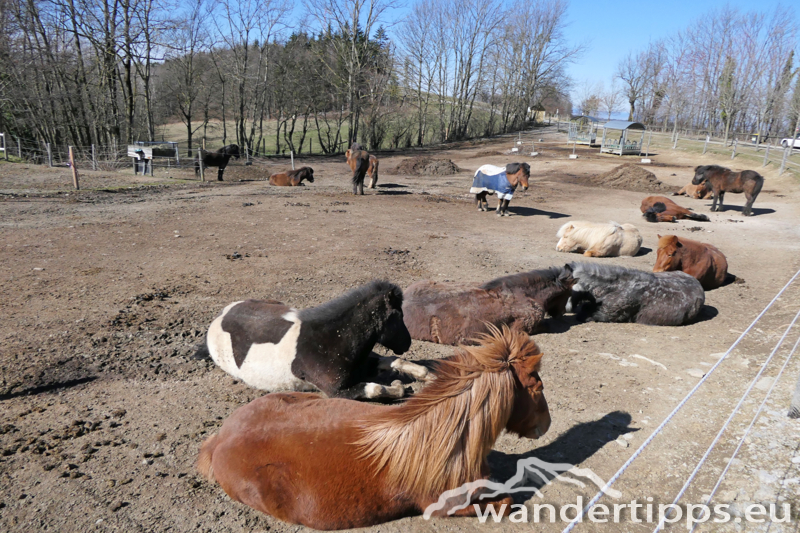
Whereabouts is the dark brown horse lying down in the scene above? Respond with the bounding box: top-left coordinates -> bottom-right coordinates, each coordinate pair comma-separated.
692,164 -> 764,216
403,266 -> 575,345
197,326 -> 550,529
268,166 -> 314,186
567,262 -> 705,326
654,235 -> 728,290
641,196 -> 709,222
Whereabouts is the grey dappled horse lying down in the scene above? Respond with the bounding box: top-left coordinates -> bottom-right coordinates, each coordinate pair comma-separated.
566,262 -> 705,326
196,281 -> 430,399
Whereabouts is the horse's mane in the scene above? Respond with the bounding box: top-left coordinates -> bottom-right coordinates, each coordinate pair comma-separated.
698,164 -> 727,173
298,280 -> 402,323
480,266 -> 564,291
570,261 -> 653,284
355,326 -> 542,498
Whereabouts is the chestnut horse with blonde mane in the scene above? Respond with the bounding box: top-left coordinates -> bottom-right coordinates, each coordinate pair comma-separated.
197,326 -> 550,529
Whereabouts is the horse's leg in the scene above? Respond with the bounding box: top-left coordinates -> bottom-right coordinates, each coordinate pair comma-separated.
475,193 -> 486,211
376,356 -> 433,382
716,191 -> 725,212
495,197 -> 503,216
335,381 -> 406,400
501,199 -> 511,216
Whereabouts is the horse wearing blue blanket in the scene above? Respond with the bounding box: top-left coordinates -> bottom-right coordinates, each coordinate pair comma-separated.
470,163 -> 530,216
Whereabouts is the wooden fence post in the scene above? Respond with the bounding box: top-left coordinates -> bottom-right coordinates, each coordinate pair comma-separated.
645,132 -> 652,157
91,144 -> 97,170
199,150 -> 205,182
731,138 -> 737,159
68,146 -> 80,190
673,133 -> 678,150
763,143 -> 771,167
46,143 -> 53,167
175,143 -> 180,167
703,135 -> 709,154
17,137 -> 22,159
779,147 -> 789,175
1,133 -> 7,161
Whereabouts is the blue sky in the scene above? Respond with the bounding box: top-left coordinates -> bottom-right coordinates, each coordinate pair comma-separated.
564,0 -> 800,94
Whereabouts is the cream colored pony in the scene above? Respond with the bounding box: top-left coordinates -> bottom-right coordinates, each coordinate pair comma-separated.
556,221 -> 642,257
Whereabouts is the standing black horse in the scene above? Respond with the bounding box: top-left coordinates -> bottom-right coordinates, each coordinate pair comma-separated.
195,144 -> 241,181
196,280 -> 430,400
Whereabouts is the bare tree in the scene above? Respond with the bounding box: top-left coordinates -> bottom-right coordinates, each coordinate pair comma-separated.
600,80 -> 622,120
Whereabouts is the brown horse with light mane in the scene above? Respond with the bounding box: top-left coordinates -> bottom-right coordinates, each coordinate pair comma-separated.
653,235 -> 728,290
402,266 -> 575,345
641,196 -> 709,223
197,325 -> 550,529
269,167 -> 315,186
345,143 -> 376,195
674,182 -> 713,199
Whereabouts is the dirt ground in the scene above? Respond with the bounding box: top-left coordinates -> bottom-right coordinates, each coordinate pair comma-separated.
2,126 -> 800,533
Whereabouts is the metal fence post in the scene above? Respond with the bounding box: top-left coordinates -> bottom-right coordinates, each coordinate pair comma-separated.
46,143 -> 53,167
290,150 -> 295,170
731,139 -> 737,159
779,147 -> 789,175
763,143 -> 770,167
175,143 -> 180,167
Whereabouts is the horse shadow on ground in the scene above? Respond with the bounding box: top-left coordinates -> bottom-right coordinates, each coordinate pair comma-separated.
539,314 -> 582,334
377,183 -> 408,189
507,206 -> 570,218
702,204 -> 775,216
0,376 -> 97,401
721,273 -> 745,288
376,189 -> 413,196
635,246 -> 652,257
692,304 -> 719,323
487,411 -> 637,504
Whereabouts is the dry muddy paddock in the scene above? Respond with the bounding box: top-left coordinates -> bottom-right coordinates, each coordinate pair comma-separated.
1,130 -> 800,532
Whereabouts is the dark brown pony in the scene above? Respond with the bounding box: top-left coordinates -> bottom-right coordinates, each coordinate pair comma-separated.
692,165 -> 764,216
197,325 -> 550,529
641,196 -> 709,223
269,167 -> 315,186
653,235 -> 728,290
402,266 -> 575,345
345,142 -> 371,195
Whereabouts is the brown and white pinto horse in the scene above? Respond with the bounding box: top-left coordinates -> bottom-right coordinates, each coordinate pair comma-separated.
641,196 -> 709,222
653,235 -> 728,290
269,167 -> 314,186
402,266 -> 575,345
345,142 -> 374,195
197,325 -> 550,529
692,165 -> 764,216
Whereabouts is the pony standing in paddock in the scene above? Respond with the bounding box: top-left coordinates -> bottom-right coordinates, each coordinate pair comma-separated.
403,266 -> 575,345
345,143 -> 375,195
269,167 -> 314,186
567,262 -> 705,326
653,235 -> 728,290
197,326 -> 550,529
641,195 -> 709,222
674,182 -> 713,199
556,221 -> 642,257
470,163 -> 530,216
194,144 -> 241,181
692,164 -> 764,216
197,280 -> 429,400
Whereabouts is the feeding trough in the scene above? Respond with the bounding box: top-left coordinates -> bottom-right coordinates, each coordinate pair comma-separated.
599,121 -> 646,156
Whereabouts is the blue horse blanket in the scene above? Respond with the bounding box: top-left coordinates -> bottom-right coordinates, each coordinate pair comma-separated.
470,165 -> 516,200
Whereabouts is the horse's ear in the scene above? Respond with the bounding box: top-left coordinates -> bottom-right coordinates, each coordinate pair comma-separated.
675,239 -> 683,247
512,359 -> 542,390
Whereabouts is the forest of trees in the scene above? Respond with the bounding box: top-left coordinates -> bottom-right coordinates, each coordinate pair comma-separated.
1,0 -> 798,157
577,6 -> 800,144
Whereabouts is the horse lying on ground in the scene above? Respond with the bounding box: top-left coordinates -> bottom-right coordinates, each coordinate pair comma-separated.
269,167 -> 314,186
653,235 -> 728,290
196,280 -> 429,400
197,325 -> 550,529
194,144 -> 241,181
566,262 -> 705,326
470,163 -> 530,216
402,266 -> 575,345
345,143 -> 374,195
641,196 -> 709,222
556,221 -> 642,257
692,165 -> 764,216
674,182 -> 713,199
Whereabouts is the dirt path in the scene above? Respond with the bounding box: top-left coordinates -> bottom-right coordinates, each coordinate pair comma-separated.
2,128 -> 799,532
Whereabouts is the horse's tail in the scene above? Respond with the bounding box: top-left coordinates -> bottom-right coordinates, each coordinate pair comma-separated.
685,211 -> 710,222
352,155 -> 367,186
197,434 -> 219,483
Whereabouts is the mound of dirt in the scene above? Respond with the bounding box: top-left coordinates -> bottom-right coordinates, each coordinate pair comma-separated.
587,164 -> 678,193
392,157 -> 462,176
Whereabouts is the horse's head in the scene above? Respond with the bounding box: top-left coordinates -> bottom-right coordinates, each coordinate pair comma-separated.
504,329 -> 550,439
506,162 -> 530,191
691,165 -> 708,185
555,223 -> 579,252
653,234 -> 682,273
303,167 -> 314,183
544,265 -> 576,317
377,286 -> 412,355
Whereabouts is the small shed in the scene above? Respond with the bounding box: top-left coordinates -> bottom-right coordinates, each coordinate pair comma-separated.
600,121 -> 645,155
568,116 -> 601,145
127,141 -> 180,175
